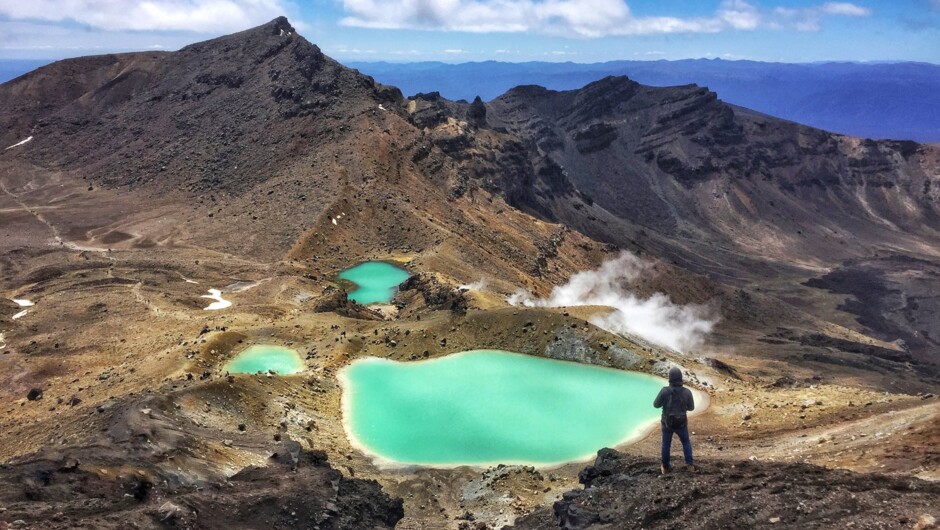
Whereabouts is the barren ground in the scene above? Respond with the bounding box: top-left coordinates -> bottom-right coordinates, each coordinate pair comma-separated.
1,160 -> 937,530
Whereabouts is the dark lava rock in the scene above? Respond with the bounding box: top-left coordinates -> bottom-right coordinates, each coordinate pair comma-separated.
410,91 -> 466,130
313,289 -> 383,320
26,388 -> 43,401
508,449 -> 940,530
400,273 -> 468,314
773,374 -> 797,388
467,95 -> 487,127
573,122 -> 618,154
705,357 -> 741,380
0,429 -> 403,530
57,458 -> 80,472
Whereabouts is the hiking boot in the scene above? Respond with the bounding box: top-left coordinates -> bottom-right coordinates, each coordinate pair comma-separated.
660,465 -> 670,475
685,464 -> 697,473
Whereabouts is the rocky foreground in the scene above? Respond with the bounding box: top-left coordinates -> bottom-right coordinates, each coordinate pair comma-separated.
0,448 -> 403,530
0,393 -> 403,530
509,449 -> 939,530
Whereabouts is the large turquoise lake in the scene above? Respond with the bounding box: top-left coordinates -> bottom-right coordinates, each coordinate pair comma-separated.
341,350 -> 665,466
225,345 -> 304,375
338,261 -> 410,305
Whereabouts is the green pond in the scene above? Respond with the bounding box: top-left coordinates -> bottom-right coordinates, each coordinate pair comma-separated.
338,261 -> 410,305
225,345 -> 304,375
341,350 -> 666,466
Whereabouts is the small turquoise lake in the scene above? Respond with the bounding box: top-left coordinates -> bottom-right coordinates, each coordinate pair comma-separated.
225,345 -> 304,375
340,350 -> 665,467
338,261 -> 410,305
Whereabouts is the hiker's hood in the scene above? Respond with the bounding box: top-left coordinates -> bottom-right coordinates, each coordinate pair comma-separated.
668,367 -> 683,386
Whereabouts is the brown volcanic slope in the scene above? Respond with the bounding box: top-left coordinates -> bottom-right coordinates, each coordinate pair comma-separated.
485,79 -> 940,363
0,17 -> 604,288
0,16 -> 938,530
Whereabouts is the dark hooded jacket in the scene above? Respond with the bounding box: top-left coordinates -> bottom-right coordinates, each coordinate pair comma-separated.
653,367 -> 695,419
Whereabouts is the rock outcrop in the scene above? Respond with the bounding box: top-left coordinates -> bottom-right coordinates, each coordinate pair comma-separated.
510,449 -> 940,529
0,395 -> 404,529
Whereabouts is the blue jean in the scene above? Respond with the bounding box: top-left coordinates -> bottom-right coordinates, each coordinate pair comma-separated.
661,421 -> 693,469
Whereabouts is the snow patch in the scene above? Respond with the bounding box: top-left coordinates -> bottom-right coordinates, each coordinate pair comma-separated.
225,279 -> 267,292
10,298 -> 35,320
201,289 -> 231,311
5,136 -> 33,150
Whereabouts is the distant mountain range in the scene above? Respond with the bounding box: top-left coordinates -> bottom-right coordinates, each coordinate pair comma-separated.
349,59 -> 940,143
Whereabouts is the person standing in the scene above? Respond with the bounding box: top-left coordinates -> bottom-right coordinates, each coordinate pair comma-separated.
653,367 -> 695,474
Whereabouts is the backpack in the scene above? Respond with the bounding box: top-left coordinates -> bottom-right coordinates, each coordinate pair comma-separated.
664,387 -> 688,430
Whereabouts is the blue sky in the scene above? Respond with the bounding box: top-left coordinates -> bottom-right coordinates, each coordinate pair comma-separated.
0,0 -> 937,63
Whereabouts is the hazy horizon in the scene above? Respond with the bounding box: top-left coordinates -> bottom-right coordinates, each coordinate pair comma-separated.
1,1 -> 938,63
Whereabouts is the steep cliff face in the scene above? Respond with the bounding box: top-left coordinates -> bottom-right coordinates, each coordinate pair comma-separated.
487,76 -> 940,255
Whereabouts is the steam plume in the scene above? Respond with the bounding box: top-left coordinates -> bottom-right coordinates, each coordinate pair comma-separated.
508,252 -> 717,353
458,279 -> 488,291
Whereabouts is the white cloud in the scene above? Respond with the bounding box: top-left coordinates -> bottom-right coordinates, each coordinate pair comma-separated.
0,19 -> 207,57
0,0 -> 288,33
458,278 -> 487,290
338,0 -> 871,37
508,252 -> 718,353
771,1 -> 869,31
718,0 -> 761,30
820,2 -> 871,16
